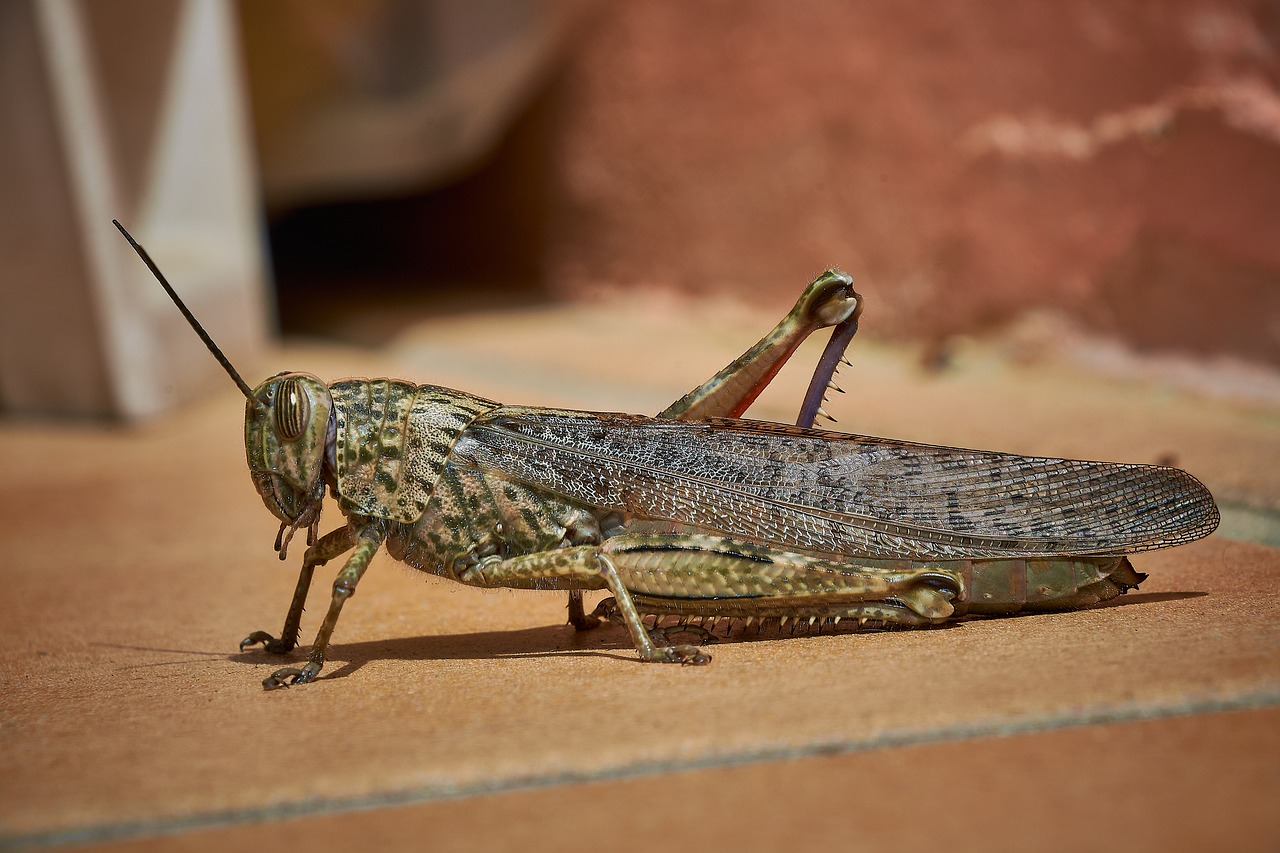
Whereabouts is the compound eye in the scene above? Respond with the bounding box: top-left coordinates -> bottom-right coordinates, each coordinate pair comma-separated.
273,377 -> 310,441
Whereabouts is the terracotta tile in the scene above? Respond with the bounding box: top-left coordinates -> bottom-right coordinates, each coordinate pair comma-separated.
77,708 -> 1280,853
1,317 -> 1277,849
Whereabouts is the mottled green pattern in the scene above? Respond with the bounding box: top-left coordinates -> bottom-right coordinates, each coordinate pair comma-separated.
326,382 -> 1165,624
330,380 -> 497,523
386,464 -> 598,581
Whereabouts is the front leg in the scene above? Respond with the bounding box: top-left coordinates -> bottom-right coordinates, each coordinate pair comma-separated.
240,525 -> 357,655
263,521 -> 385,689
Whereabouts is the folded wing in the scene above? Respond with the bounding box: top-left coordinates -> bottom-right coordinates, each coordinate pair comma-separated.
452,408 -> 1219,560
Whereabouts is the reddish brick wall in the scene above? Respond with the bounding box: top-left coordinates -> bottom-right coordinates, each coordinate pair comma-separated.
546,1 -> 1280,364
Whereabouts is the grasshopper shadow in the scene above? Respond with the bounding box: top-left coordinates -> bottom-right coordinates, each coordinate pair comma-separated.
227,618 -> 969,683
228,623 -> 642,682
229,592 -> 1209,683
1092,589 -> 1208,609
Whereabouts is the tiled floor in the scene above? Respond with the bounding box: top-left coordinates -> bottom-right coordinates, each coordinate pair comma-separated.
2,296 -> 1277,850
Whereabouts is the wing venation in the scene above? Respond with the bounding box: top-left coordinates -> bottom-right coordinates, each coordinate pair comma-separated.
452,408 -> 1219,559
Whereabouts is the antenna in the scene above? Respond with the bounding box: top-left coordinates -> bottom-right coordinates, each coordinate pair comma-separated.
113,220 -> 259,403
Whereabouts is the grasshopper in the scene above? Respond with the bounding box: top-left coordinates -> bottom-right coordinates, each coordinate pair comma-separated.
116,221 -> 1219,689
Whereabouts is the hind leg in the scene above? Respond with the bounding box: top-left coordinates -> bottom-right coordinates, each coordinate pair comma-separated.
658,270 -> 860,421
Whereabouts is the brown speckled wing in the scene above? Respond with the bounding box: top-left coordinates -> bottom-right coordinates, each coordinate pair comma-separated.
454,408 -> 1220,560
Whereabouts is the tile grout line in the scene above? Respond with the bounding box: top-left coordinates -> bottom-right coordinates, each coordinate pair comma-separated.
4,688 -> 1279,851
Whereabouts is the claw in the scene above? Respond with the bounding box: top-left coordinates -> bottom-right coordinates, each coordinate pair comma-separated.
263,662 -> 319,690
240,630 -> 294,654
262,670 -> 299,690
666,645 -> 712,665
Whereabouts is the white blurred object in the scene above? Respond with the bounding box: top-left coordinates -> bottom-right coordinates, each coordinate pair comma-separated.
0,0 -> 269,419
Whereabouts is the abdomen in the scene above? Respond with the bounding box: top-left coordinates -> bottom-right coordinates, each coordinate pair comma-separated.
954,556 -> 1144,615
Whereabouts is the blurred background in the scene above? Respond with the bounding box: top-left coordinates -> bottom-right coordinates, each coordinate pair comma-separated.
4,6 -> 1280,847
2,0 -> 1279,417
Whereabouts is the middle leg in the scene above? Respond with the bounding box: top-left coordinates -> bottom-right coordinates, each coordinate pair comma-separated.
460,547 -> 710,664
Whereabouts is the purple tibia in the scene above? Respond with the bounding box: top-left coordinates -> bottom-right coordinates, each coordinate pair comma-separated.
796,316 -> 860,429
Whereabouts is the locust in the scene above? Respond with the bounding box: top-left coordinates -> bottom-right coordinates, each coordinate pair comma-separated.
115,221 -> 1219,690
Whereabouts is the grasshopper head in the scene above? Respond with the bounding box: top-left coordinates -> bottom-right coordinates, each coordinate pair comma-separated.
112,222 -> 336,559
245,372 -> 334,558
